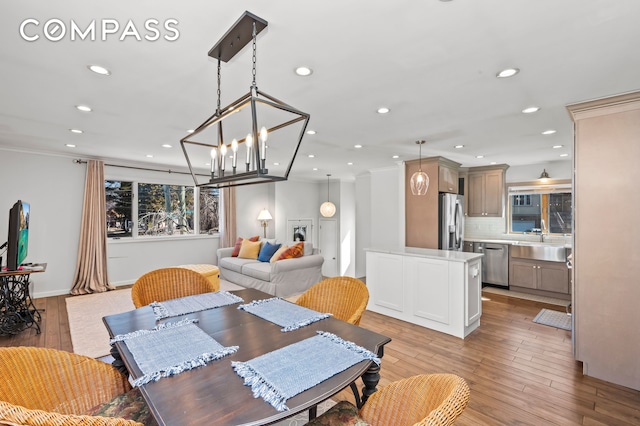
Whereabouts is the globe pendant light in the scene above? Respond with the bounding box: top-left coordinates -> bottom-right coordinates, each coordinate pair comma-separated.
410,140 -> 429,195
320,174 -> 336,217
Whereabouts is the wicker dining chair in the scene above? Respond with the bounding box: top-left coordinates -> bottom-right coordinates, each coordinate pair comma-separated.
295,276 -> 369,325
131,266 -> 219,308
0,346 -> 146,426
306,374 -> 470,426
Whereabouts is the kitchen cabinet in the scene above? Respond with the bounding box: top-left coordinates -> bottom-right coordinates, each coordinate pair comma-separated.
509,258 -> 569,294
467,165 -> 508,217
365,247 -> 483,339
405,156 -> 461,249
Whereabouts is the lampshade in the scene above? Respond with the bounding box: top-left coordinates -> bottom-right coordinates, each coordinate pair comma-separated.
410,140 -> 429,195
320,174 -> 336,218
257,208 -> 272,221
538,169 -> 550,181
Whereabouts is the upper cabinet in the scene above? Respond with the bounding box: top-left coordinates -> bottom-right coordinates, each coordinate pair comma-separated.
437,157 -> 460,193
466,164 -> 509,217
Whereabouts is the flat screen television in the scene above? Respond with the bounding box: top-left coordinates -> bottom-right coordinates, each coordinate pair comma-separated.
6,200 -> 30,271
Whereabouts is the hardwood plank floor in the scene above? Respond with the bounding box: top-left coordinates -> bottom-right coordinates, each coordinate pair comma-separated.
2,290 -> 639,425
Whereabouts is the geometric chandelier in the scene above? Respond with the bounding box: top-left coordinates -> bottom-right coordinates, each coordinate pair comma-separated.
180,11 -> 311,189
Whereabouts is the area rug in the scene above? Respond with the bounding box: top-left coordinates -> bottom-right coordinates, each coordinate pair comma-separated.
66,288 -> 135,358
533,308 -> 572,331
66,280 -> 246,359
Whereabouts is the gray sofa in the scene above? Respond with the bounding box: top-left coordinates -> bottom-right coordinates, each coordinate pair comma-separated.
216,241 -> 324,298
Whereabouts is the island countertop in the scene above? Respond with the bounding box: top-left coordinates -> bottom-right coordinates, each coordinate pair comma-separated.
365,246 -> 483,263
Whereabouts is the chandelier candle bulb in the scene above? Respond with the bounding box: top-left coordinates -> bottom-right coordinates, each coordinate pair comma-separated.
210,148 -> 217,175
220,143 -> 227,172
246,133 -> 253,171
260,126 -> 268,160
231,139 -> 238,170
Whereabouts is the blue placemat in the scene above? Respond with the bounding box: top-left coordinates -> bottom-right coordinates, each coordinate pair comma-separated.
232,331 -> 380,411
150,291 -> 244,320
110,318 -> 238,386
238,297 -> 330,332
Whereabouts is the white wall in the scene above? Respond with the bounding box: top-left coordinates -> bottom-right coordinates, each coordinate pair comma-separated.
355,173 -> 371,278
0,149 -> 219,297
368,165 -> 404,248
339,180 -> 356,276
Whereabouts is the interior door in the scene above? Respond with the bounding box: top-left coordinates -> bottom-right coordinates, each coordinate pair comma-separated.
319,219 -> 338,277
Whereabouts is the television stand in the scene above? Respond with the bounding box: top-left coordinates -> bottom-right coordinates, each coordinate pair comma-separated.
0,264 -> 46,335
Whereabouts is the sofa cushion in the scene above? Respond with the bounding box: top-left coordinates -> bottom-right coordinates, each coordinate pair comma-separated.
219,256 -> 258,274
258,242 -> 281,262
277,242 -> 304,260
242,262 -> 272,282
270,245 -> 288,263
238,239 -> 262,259
232,236 -> 260,257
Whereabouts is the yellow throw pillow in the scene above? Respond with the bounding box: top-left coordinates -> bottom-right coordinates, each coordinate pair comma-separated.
238,239 -> 262,259
270,245 -> 289,263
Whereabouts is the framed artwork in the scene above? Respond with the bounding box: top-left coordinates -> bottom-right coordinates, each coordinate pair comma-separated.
286,218 -> 313,244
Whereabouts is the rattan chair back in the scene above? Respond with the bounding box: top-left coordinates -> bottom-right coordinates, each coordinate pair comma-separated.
295,276 -> 369,325
0,346 -> 141,425
131,266 -> 219,308
359,374 -> 470,426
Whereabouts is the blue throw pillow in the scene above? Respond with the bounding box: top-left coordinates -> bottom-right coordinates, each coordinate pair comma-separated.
257,242 -> 281,262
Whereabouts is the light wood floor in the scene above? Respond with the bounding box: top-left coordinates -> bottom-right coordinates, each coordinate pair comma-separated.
2,291 -> 639,425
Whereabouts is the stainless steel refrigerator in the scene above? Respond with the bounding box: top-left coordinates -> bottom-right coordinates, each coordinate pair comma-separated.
439,193 -> 464,251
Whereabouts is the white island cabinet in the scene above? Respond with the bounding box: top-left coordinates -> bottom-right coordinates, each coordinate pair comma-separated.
365,247 -> 483,339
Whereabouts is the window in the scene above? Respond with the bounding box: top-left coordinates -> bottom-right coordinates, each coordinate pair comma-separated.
508,181 -> 572,235
106,181 -> 133,238
105,180 -> 219,238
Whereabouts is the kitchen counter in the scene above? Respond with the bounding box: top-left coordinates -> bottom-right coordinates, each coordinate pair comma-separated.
365,247 -> 483,263
365,247 -> 483,339
464,237 -> 572,249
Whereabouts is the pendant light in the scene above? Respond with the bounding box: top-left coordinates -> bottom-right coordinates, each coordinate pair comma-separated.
320,174 -> 336,217
538,169 -> 550,182
410,140 -> 429,195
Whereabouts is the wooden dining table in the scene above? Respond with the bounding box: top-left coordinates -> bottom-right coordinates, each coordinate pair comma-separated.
103,288 -> 391,426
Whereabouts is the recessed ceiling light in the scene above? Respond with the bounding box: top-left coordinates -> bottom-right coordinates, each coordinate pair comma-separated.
476,155 -> 484,159
377,107 -> 390,114
522,106 -> 540,114
69,129 -> 83,134
454,145 -> 464,149
75,105 -> 92,112
306,130 -> 316,135
392,155 -> 399,159
312,167 -> 318,171
295,66 -> 313,76
187,129 -> 195,133
542,129 -> 557,135
553,145 -> 563,149
88,65 -> 111,76
347,162 -> 353,165
162,144 -> 172,148
146,154 -> 154,158
354,144 -> 362,148
273,162 -> 280,166
496,68 -> 520,78
65,144 -> 76,148
490,162 -> 497,165
560,153 -> 569,157
308,154 -> 315,158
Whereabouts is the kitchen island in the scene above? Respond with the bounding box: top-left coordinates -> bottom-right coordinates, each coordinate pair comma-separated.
365,247 -> 483,339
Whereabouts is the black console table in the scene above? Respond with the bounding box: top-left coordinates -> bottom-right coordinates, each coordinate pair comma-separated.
0,264 -> 46,335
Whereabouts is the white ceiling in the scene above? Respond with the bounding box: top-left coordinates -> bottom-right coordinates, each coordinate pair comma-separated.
2,1 -> 639,182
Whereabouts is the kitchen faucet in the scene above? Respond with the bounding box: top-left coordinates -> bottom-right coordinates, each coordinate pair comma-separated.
540,219 -> 547,242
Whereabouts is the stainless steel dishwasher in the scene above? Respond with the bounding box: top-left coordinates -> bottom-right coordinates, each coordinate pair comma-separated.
473,242 -> 509,287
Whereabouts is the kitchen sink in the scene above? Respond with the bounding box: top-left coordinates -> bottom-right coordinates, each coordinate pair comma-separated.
510,242 -> 567,262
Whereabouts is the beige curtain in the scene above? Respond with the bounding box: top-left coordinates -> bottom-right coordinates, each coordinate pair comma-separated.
70,160 -> 114,295
219,187 -> 236,248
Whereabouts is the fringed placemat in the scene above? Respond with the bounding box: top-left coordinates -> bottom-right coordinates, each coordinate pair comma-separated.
110,318 -> 238,386
232,331 -> 380,411
150,291 -> 244,320
238,298 -> 330,332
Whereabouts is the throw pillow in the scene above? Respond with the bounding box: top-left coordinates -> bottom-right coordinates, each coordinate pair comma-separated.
238,239 -> 262,259
270,245 -> 288,263
231,235 -> 259,257
277,242 -> 304,260
257,242 -> 281,262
